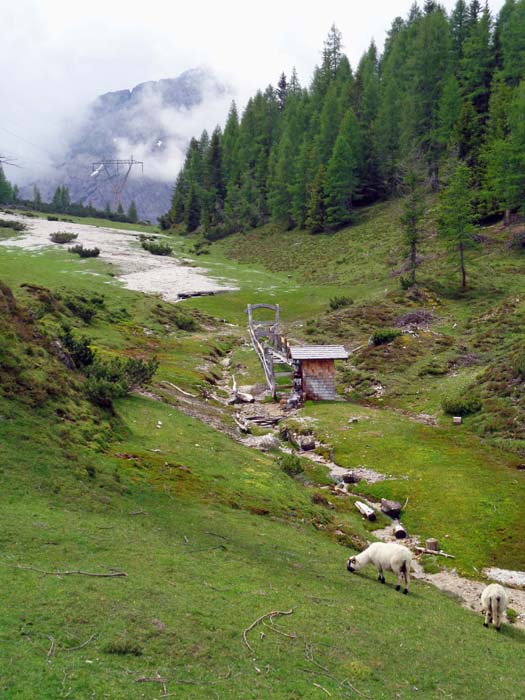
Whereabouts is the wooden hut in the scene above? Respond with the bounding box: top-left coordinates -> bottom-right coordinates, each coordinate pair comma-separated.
289,345 -> 348,401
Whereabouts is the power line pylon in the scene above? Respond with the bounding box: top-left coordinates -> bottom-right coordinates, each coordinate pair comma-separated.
91,156 -> 143,209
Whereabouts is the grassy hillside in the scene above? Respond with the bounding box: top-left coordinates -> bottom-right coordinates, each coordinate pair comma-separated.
1,205 -> 525,698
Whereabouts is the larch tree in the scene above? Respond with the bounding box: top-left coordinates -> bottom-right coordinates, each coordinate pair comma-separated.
439,161 -> 476,290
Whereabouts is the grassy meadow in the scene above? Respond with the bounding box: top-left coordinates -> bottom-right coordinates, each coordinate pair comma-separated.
1,201 -> 525,698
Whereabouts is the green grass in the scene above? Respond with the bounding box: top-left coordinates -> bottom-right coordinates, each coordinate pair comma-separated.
1,395 -> 525,700
2,203 -> 525,698
303,402 -> 525,573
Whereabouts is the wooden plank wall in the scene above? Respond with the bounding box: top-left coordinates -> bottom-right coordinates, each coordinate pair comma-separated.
301,359 -> 336,401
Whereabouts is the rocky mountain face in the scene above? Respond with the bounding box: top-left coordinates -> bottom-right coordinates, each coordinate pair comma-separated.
31,68 -> 229,222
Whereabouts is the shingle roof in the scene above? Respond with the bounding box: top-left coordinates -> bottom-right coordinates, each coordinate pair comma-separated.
289,345 -> 349,360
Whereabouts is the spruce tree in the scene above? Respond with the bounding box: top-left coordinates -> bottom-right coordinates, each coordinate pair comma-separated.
104,201 -> 112,218
277,73 -> 288,110
0,166 -> 13,204
127,200 -> 138,222
305,165 -> 326,233
33,185 -> 42,208
185,184 -> 201,233
117,202 -> 124,216
439,161 -> 475,290
324,109 -> 362,229
400,170 -> 425,285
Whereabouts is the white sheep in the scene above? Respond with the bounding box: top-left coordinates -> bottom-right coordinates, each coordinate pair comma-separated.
347,542 -> 412,594
481,583 -> 509,631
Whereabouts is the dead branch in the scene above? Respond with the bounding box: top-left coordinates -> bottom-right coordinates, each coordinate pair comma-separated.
64,633 -> 98,652
262,619 -> 297,640
243,609 -> 294,653
160,380 -> 198,398
47,635 -> 55,658
415,547 -> 455,559
314,682 -> 332,696
129,510 -> 147,516
16,565 -> 127,578
204,532 -> 228,540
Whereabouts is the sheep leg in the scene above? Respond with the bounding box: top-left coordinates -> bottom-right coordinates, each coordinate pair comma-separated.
377,566 -> 385,584
483,606 -> 492,628
403,565 -> 410,595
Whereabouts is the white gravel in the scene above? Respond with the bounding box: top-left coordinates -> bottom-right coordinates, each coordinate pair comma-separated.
0,213 -> 237,301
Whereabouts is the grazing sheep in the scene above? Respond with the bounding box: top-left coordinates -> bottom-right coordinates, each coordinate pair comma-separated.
481,583 -> 509,631
347,542 -> 412,594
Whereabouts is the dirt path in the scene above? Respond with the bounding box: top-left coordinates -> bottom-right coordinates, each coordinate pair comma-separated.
0,213 -> 237,300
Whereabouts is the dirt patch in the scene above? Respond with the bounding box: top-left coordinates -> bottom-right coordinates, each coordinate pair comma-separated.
0,213 -> 237,301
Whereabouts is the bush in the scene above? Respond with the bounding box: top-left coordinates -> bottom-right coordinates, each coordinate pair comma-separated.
63,293 -> 104,323
141,240 -> 172,256
328,295 -> 353,311
277,453 -> 304,477
191,240 -> 211,255
0,218 -> 27,231
103,641 -> 143,656
371,328 -> 401,346
47,215 -> 59,222
69,244 -> 100,258
442,394 -> 482,416
85,356 -> 159,408
50,231 -> 78,244
174,313 -> 198,331
61,327 -> 95,368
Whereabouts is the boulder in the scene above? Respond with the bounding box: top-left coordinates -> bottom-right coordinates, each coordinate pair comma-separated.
342,471 -> 359,484
299,435 -> 316,451
380,498 -> 402,519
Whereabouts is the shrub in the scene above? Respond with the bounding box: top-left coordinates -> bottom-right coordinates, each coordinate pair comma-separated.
0,218 -> 27,231
69,244 -> 100,258
61,327 -> 95,368
47,215 -> 59,222
328,295 -> 353,311
442,394 -> 482,416
50,231 -> 78,244
174,313 -> 198,331
277,453 -> 304,477
85,357 -> 159,408
141,240 -> 172,256
63,293 -> 104,323
191,240 -> 211,255
103,641 -> 143,656
371,328 -> 401,346
400,275 -> 413,290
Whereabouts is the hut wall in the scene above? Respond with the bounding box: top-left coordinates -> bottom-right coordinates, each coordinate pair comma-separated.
301,359 -> 336,400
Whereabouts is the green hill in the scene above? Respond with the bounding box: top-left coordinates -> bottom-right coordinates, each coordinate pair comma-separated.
1,203 -> 524,698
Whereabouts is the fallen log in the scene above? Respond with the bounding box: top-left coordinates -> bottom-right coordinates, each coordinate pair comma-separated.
393,521 -> 407,539
415,546 -> 455,559
355,501 -> 376,521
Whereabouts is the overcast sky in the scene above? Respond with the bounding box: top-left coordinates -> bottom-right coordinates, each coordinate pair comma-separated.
0,0 -> 506,180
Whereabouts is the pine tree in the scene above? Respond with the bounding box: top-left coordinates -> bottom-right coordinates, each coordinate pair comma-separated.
323,109 -> 362,229
439,162 -> 475,290
305,165 -> 326,233
185,184 -> 201,233
127,200 -> 138,222
277,73 -> 288,110
117,202 -> 124,216
0,166 -> 13,204
104,201 -> 111,218
322,24 -> 344,78
400,169 -> 426,285
33,185 -> 42,208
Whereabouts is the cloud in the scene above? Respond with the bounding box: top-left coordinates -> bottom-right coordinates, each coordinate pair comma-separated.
1,0 -> 506,184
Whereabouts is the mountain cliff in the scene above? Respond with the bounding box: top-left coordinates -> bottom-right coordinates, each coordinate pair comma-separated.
32,67 -> 229,221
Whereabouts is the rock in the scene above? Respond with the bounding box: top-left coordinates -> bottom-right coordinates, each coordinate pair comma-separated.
380,498 -> 402,518
453,416 -> 462,425
299,435 -> 316,451
342,471 -> 359,484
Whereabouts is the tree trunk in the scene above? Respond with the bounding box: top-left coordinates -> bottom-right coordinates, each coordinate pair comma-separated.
460,241 -> 466,290
504,208 -> 511,226
410,240 -> 417,285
